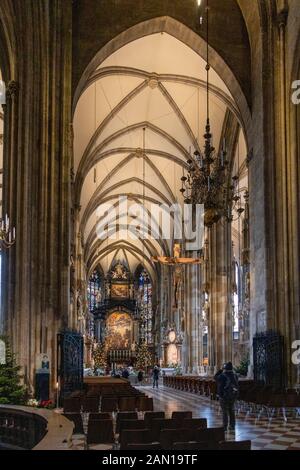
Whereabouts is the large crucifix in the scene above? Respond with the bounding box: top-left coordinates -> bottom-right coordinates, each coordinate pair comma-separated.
152,244 -> 202,308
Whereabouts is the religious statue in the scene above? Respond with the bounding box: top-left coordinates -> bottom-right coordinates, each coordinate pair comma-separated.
96,289 -> 102,304
105,282 -> 111,298
77,291 -> 85,321
77,293 -> 81,312
181,311 -> 185,332
245,271 -> 250,300
173,265 -> 183,308
152,243 -> 202,266
152,244 -> 201,309
69,253 -> 76,296
129,283 -> 134,299
41,354 -> 50,370
69,253 -> 75,267
111,261 -> 128,279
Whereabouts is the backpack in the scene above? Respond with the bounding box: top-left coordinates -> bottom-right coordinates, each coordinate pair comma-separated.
223,374 -> 239,401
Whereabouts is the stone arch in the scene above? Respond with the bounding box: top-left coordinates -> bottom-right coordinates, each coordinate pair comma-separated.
73,16 -> 251,141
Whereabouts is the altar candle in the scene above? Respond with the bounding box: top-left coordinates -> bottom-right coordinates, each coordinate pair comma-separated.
56,381 -> 59,408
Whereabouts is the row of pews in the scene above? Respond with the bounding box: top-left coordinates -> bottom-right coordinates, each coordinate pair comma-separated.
163,376 -> 218,398
163,375 -> 255,398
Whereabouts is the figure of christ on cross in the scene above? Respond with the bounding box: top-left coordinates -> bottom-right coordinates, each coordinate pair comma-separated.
151,244 -> 202,308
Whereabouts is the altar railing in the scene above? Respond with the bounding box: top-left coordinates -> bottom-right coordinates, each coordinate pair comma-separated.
0,405 -> 74,450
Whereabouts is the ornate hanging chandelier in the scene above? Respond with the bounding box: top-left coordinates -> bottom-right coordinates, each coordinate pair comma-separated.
0,214 -> 15,251
180,0 -> 245,227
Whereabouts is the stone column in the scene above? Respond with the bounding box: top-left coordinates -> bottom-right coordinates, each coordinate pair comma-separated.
182,263 -> 190,373
181,253 -> 201,374
198,269 -> 204,369
189,259 -> 201,374
208,220 -> 233,371
270,9 -> 300,384
1,1 -> 73,395
1,81 -> 18,340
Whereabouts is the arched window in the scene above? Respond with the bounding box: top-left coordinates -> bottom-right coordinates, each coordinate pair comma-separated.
87,269 -> 102,312
138,270 -> 153,345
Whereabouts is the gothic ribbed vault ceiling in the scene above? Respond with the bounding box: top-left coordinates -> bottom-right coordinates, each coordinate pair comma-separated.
73,32 -> 246,280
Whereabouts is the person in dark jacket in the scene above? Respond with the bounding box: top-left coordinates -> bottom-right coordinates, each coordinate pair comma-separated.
214,364 -> 226,381
137,370 -> 144,384
122,368 -> 129,379
216,362 -> 239,431
152,365 -> 160,389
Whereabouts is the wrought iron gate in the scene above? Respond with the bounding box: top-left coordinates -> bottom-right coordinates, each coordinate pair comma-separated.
253,330 -> 284,388
57,331 -> 83,400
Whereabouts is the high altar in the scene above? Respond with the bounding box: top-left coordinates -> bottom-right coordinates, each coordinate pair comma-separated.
90,261 -> 151,367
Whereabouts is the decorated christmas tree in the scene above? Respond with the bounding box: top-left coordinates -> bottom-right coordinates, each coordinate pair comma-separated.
234,355 -> 249,376
92,342 -> 107,369
0,336 -> 27,405
135,341 -> 152,370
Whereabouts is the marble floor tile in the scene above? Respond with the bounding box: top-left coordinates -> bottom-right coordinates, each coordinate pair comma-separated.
143,385 -> 300,451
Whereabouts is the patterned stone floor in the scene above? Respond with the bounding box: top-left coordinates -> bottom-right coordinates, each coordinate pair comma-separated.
144,385 -> 300,450
70,384 -> 300,450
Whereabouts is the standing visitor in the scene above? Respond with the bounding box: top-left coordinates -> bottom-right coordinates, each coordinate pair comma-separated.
216,362 -> 239,432
137,370 -> 144,384
122,368 -> 129,379
152,365 -> 160,389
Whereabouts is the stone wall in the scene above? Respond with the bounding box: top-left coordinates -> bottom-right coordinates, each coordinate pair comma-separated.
0,0 -> 299,391
72,0 -> 251,104
0,0 -> 72,394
